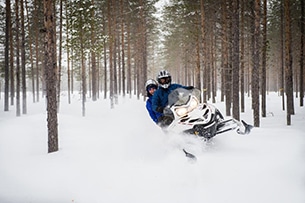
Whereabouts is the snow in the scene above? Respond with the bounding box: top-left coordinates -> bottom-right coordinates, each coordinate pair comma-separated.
0,92 -> 305,203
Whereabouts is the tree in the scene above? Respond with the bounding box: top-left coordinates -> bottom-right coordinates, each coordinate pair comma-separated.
65,0 -> 71,104
67,0 -> 97,115
139,0 -> 148,100
220,0 -> 228,103
280,1 -> 285,111
4,0 -> 10,112
34,0 -> 41,102
15,0 -> 21,117
232,0 -> 240,121
284,0 -> 294,125
21,0 -> 27,114
252,0 -> 260,127
126,12 -> 132,96
222,0 -> 231,116
261,0 -> 267,117
240,0 -> 245,113
120,0 -> 126,97
90,0 -> 97,101
44,0 -> 58,153
9,0 -> 14,106
108,0 -> 114,108
300,0 -> 304,107
58,0 -> 63,109
200,0 -> 205,100
25,0 -> 36,103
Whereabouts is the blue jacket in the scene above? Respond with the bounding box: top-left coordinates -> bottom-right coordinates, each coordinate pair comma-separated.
152,84 -> 185,113
146,96 -> 163,123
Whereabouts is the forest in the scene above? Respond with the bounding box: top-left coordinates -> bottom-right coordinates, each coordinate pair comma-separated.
0,0 -> 304,152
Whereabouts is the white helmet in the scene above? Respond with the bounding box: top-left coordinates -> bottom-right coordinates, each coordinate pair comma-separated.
157,70 -> 172,89
145,79 -> 158,96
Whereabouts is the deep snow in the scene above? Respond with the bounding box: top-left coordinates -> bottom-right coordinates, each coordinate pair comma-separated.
0,91 -> 305,203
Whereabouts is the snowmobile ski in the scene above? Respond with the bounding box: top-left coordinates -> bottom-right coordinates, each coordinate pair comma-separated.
183,149 -> 197,161
237,120 -> 253,135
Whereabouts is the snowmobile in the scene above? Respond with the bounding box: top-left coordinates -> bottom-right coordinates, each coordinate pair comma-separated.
160,88 -> 253,140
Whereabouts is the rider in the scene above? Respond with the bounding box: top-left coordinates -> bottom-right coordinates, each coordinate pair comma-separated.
152,70 -> 193,127
145,79 -> 163,124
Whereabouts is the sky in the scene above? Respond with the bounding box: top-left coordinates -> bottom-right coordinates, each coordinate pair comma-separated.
0,91 -> 305,203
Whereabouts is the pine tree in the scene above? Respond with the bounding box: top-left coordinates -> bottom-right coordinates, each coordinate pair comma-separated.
44,0 -> 58,153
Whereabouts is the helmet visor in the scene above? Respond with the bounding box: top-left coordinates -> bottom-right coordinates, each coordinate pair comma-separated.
159,77 -> 171,85
146,84 -> 157,91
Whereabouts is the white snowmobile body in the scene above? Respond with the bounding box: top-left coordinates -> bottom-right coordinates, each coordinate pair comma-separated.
162,88 -> 251,139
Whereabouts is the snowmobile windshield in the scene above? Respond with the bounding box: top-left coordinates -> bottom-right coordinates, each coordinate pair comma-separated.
168,88 -> 201,107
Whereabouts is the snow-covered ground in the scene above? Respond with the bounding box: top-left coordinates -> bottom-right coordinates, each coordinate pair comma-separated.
0,91 -> 304,203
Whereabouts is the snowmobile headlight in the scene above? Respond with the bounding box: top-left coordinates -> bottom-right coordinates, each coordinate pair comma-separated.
175,107 -> 188,117
189,97 -> 199,110
174,96 -> 199,117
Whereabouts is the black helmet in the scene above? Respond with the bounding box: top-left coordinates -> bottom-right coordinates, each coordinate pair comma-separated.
156,70 -> 171,89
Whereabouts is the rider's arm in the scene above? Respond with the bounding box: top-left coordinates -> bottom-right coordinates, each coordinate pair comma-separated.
146,100 -> 159,123
152,90 -> 162,113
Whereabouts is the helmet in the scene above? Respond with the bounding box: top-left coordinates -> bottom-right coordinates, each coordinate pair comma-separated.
157,70 -> 171,88
145,79 -> 158,96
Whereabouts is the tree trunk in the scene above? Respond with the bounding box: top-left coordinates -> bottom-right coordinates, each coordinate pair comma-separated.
44,0 -> 58,153
280,1 -> 285,111
81,42 -> 86,117
34,0 -> 40,102
200,0 -> 205,96
211,21 -> 216,103
102,8 -> 107,99
196,25 -> 202,100
138,0 -> 147,100
4,0 -> 10,111
25,0 -> 36,103
221,0 -> 229,112
65,0 -> 71,104
114,30 -> 118,104
9,1 -> 14,106
240,0 -> 245,113
108,0 -> 114,108
71,49 -> 74,94
16,0 -> 21,117
252,0 -> 260,127
127,18 -> 132,96
300,0 -> 304,107
58,0 -> 63,110
79,1 -> 86,117
91,0 -> 97,101
224,0 -> 232,117
261,0 -> 267,118
120,0 -> 126,97
113,0 -> 118,104
103,37 -> 107,99
142,0 -> 148,100
117,32 -> 121,96
21,0 -> 27,115
232,0 -> 240,121
284,0 -> 294,125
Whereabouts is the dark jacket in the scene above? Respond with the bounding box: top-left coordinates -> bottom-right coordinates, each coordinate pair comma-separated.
152,83 -> 185,113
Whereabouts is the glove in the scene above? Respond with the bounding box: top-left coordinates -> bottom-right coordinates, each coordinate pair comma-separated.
157,115 -> 173,128
185,86 -> 194,90
156,106 -> 164,113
